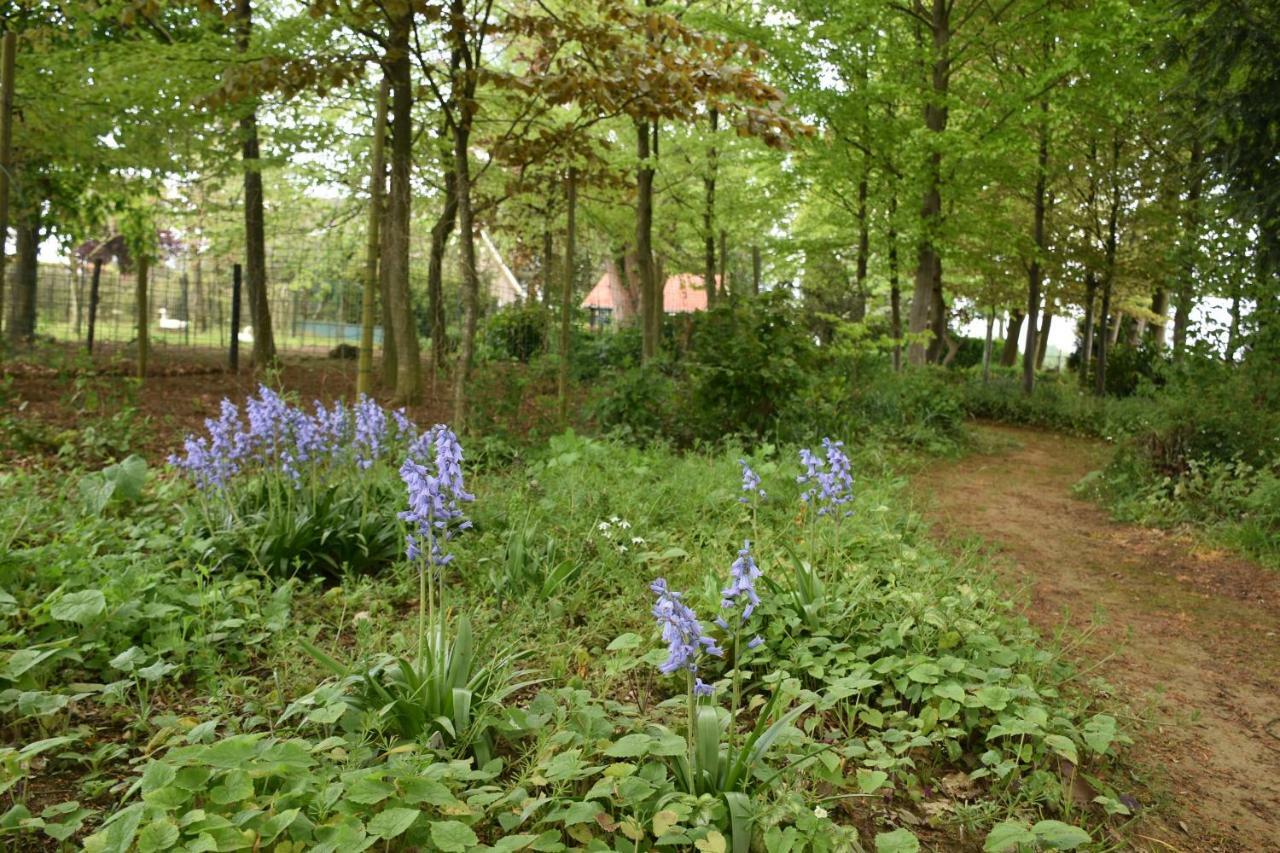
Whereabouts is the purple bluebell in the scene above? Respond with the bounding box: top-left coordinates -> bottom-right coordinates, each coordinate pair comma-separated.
721,541 -> 762,622
694,678 -> 715,697
353,395 -> 388,470
738,459 -> 766,504
650,578 -> 723,677
797,438 -> 855,518
747,636 -> 764,650
244,385 -> 290,461
399,425 -> 473,564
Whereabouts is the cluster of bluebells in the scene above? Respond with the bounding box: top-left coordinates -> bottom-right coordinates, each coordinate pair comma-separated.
797,437 -> 855,518
168,385 -> 416,491
716,541 -> 764,651
399,425 -> 475,566
738,459 -> 767,504
650,578 -> 723,697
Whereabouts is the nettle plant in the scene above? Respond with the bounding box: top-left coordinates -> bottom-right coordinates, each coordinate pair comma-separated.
168,386 -> 416,580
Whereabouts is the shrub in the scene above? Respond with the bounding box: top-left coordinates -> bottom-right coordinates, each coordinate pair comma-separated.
482,304 -> 552,363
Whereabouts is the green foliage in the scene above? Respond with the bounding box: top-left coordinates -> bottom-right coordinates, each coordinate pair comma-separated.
483,304 -> 553,363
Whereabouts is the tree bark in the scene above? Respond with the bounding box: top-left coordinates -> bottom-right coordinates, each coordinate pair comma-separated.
378,186 -> 397,389
1001,309 -> 1023,367
1081,271 -> 1097,381
135,254 -> 149,380
889,190 -> 902,371
236,0 -> 276,368
87,258 -> 103,353
908,0 -> 950,366
1036,303 -> 1052,369
0,30 -> 14,338
751,245 -> 761,296
428,165 -> 458,385
6,215 -> 38,345
1150,288 -> 1169,349
982,311 -> 994,381
558,168 -> 576,421
358,79 -> 389,398
450,7 -> 480,427
1173,139 -> 1204,358
854,166 -> 869,322
384,8 -> 421,403
635,119 -> 657,360
704,108 -> 718,307
1022,90 -> 1050,395
1095,136 -> 1121,396
540,227 -> 553,308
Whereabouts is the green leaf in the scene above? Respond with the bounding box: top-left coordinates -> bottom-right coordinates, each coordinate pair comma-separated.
1042,734 -> 1079,764
51,590 -> 106,624
1082,715 -> 1117,754
1031,820 -> 1091,849
906,662 -> 942,683
136,818 -> 179,853
603,733 -> 652,758
856,769 -> 889,794
139,761 -> 175,795
875,828 -> 919,853
983,821 -> 1037,852
606,633 -> 642,652
430,820 -> 479,852
932,681 -> 966,703
368,807 -> 420,840
562,801 -> 602,825
973,686 -> 1012,711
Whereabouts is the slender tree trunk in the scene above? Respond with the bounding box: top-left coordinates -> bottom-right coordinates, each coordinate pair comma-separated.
6,216 -> 37,345
1173,139 -> 1204,358
704,108 -> 718,307
1150,288 -> 1169,349
379,190 -> 397,388
1001,309 -> 1023,367
236,0 -> 276,368
927,265 -> 945,362
889,191 -> 902,371
1022,94 -> 1050,394
428,167 -> 458,386
136,254 -> 149,380
1036,303 -> 1052,369
450,52 -> 479,427
540,227 -> 553,308
385,8 -> 421,403
1095,138 -> 1121,396
1081,271 -> 1097,381
87,258 -> 103,353
0,31 -> 14,339
751,245 -> 761,295
854,167 -> 869,322
635,119 -> 657,360
908,0 -> 950,366
357,80 -> 389,397
558,168 -> 576,421
1226,275 -> 1242,361
982,311 -> 994,381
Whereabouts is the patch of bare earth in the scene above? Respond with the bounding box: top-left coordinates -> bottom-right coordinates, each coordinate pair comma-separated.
918,423 -> 1280,853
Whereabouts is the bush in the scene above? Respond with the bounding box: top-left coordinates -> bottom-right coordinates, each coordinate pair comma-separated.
482,304 -> 552,363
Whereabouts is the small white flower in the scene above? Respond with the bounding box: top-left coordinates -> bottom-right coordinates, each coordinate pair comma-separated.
618,519 -> 632,529
813,806 -> 828,819
609,515 -> 621,523
631,537 -> 646,545
597,521 -> 610,532
619,545 -> 628,553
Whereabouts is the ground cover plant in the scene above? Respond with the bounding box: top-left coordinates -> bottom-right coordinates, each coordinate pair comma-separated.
0,386 -> 1140,852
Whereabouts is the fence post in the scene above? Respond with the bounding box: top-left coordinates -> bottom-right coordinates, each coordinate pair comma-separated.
86,258 -> 103,354
230,263 -> 242,372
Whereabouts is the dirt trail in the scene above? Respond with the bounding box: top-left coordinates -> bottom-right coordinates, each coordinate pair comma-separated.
920,423 -> 1280,852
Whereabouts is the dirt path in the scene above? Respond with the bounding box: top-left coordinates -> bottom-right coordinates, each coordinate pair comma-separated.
919,423 -> 1280,852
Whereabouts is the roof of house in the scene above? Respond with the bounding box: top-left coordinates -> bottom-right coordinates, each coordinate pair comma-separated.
582,270 -> 715,314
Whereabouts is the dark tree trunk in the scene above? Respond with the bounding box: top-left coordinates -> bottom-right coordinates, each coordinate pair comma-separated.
1173,139 -> 1205,358
1081,271 -> 1097,381
358,79 -> 388,398
1022,91 -> 1050,395
1036,304 -> 1052,369
1001,310 -> 1023,367
135,255 -> 149,380
1150,288 -> 1169,349
378,186 -> 397,389
1095,136 -> 1121,397
428,166 -> 458,385
6,215 -> 38,345
450,4 -> 480,426
854,166 -> 869,322
237,0 -> 276,368
751,245 -> 761,296
927,263 -> 945,363
635,119 -> 657,360
385,8 -> 421,403
87,258 -> 103,353
540,227 -> 553,308
908,0 -> 950,366
704,108 -> 718,307
1226,275 -> 1242,361
558,168 -> 576,421
982,311 -> 994,381
889,190 -> 902,371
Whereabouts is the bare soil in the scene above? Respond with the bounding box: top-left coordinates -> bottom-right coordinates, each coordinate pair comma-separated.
920,423 -> 1280,852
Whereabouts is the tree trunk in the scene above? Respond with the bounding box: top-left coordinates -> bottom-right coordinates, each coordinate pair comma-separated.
854,166 -> 869,322
378,189 -> 397,389
908,0 -> 950,366
751,245 -> 761,296
1226,275 -> 1242,361
1150,288 -> 1169,349
136,254 -> 149,381
1036,303 -> 1052,369
1081,271 -> 1097,381
982,311 -> 994,381
428,166 -> 458,386
1173,139 -> 1204,358
1022,90 -> 1050,395
927,264 -> 945,363
0,31 -> 14,339
635,119 -> 657,360
6,215 -> 38,345
1001,309 -> 1023,367
358,79 -> 389,397
87,258 -> 103,353
237,0 -> 276,368
384,8 -> 421,404
540,227 -> 553,308
450,56 -> 479,427
1095,137 -> 1121,397
704,108 -> 718,307
558,168 -> 576,422
889,191 -> 902,371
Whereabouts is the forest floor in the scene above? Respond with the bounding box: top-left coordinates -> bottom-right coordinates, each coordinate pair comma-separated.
920,423 -> 1280,853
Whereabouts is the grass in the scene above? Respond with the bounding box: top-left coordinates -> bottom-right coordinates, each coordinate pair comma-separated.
0,395 -> 1140,851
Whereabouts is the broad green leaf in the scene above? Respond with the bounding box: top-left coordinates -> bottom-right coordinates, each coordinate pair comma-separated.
430,820 -> 479,852
368,807 -> 420,839
603,733 -> 651,758
875,828 -> 919,853
983,821 -> 1037,852
1031,820 -> 1091,849
51,590 -> 107,624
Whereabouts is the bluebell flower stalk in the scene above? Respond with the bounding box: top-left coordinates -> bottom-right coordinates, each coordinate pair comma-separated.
651,578 -> 723,766
721,541 -> 764,745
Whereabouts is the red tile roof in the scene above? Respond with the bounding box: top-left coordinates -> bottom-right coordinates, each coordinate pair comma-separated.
581,270 -> 715,314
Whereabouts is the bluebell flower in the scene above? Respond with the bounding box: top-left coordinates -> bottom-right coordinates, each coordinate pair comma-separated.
650,578 -> 723,677
399,425 -> 473,565
738,459 -> 766,503
721,539 -> 762,633
747,636 -> 764,650
244,385 -> 290,461
694,678 -> 715,697
797,438 -> 855,518
353,395 -> 387,470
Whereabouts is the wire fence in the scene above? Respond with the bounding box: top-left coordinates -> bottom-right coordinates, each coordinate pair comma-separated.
28,252 -> 391,359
